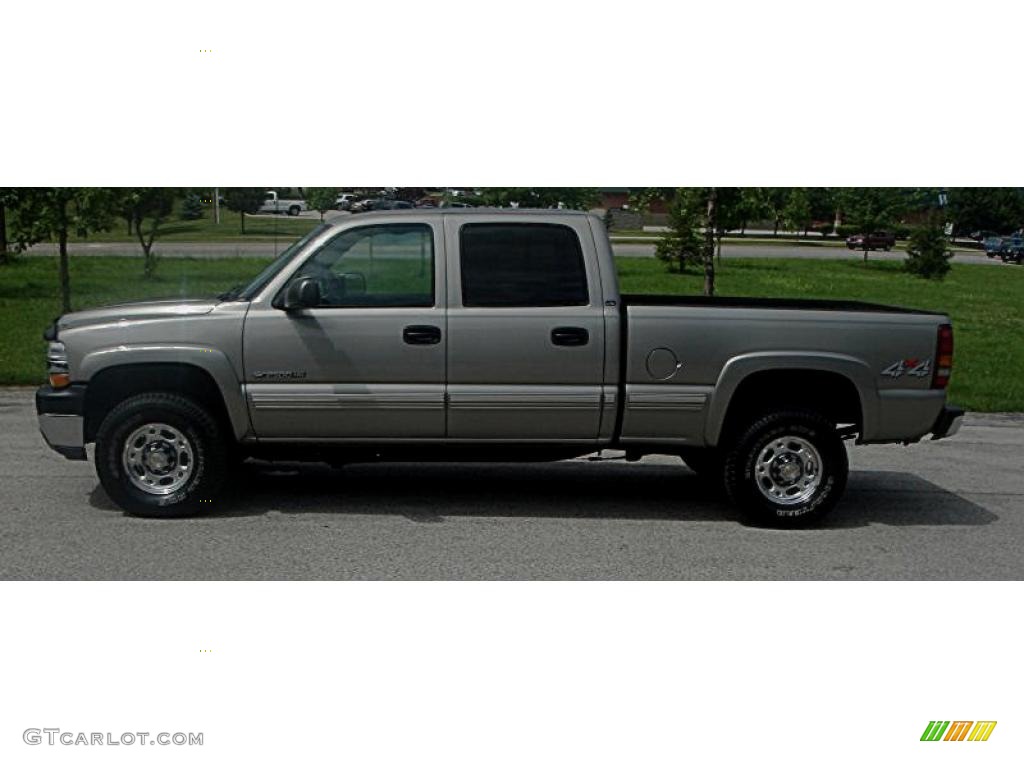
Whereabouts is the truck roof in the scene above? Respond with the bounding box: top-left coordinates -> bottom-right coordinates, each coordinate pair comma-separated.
328,207 -> 594,222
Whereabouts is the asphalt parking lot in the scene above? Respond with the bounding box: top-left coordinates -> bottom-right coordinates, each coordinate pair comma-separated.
1,389 -> 1021,580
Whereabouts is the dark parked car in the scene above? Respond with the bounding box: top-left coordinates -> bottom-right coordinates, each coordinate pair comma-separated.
846,232 -> 896,251
351,198 -> 414,213
983,236 -> 1005,258
1000,235 -> 1024,264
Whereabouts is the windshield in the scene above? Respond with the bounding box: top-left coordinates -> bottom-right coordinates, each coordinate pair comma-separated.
229,224 -> 330,301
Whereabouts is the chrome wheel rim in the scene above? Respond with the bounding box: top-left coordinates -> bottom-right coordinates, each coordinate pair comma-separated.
122,423 -> 194,496
754,435 -> 823,506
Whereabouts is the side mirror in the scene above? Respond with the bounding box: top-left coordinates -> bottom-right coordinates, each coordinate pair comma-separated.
281,277 -> 321,310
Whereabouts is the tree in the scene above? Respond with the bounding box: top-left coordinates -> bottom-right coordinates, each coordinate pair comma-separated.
649,188 -> 718,295
702,188 -> 717,296
807,187 -> 838,235
15,188 -> 118,313
838,188 -> 906,261
750,188 -> 790,236
946,187 -> 1024,237
1,188 -> 48,265
121,188 -> 177,278
304,188 -> 340,221
655,189 -> 704,273
904,216 -> 953,280
732,187 -> 772,235
710,187 -> 752,261
476,188 -> 599,210
0,188 -> 18,265
223,188 -> 265,234
180,192 -> 204,221
782,187 -> 813,236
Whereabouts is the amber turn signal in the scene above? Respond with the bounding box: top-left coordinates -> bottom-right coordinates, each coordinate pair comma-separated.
48,372 -> 71,388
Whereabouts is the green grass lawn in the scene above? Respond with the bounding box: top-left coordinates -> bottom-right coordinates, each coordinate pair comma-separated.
71,209 -> 321,242
1,255 -> 1021,411
0,257 -> 271,385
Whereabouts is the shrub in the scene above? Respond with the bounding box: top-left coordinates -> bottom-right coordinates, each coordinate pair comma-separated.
180,193 -> 204,221
904,221 -> 952,280
655,194 -> 704,273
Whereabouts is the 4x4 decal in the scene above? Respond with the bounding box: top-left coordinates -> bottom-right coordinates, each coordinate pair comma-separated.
881,358 -> 931,379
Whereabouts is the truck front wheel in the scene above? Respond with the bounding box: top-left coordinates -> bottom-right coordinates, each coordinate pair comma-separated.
723,410 -> 847,527
94,392 -> 228,518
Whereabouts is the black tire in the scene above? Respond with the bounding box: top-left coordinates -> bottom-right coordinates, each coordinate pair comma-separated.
287,205 -> 300,216
94,392 -> 228,518
723,410 -> 847,527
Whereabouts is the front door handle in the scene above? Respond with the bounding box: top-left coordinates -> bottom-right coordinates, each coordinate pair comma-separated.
403,325 -> 442,345
551,327 -> 589,347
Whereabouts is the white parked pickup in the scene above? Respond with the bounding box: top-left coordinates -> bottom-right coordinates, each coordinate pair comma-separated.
258,190 -> 307,216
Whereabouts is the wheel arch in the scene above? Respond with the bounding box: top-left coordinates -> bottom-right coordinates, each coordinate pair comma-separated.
82,359 -> 248,444
705,353 -> 875,447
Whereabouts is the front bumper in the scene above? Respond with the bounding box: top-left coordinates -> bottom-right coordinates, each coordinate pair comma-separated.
930,404 -> 965,441
36,384 -> 88,460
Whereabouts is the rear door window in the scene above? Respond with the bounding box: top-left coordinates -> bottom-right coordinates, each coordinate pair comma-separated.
459,223 -> 588,307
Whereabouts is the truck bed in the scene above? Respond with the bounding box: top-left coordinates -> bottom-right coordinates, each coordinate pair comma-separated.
616,294 -> 951,447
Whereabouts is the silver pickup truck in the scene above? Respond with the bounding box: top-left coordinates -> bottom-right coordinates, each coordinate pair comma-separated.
36,210 -> 962,525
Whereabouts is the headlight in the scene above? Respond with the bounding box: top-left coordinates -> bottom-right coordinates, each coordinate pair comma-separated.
46,341 -> 70,388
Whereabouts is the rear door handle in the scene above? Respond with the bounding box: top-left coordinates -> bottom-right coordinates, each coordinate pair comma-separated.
403,325 -> 442,345
551,327 -> 589,347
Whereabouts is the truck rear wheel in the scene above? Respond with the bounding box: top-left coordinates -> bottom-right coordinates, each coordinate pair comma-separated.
287,205 -> 300,216
94,392 -> 227,518
723,410 -> 847,527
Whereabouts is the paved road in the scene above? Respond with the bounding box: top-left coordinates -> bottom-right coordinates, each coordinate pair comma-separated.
2,390 -> 1021,579
23,240 -> 1002,265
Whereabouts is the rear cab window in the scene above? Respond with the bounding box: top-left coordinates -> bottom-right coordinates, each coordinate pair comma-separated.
459,223 -> 589,307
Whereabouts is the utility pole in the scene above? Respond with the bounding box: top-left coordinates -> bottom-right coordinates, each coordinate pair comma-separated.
938,188 -> 951,237
213,187 -> 220,224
